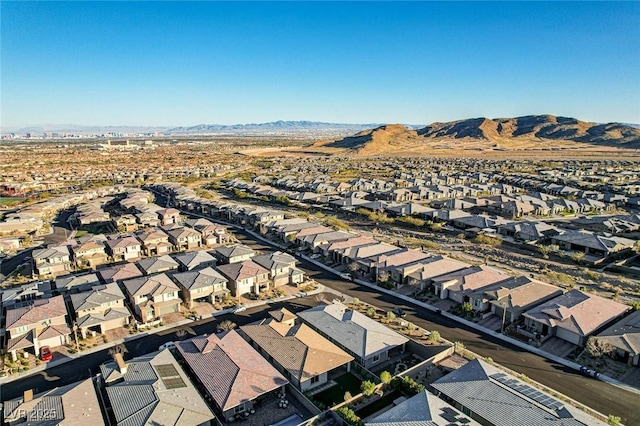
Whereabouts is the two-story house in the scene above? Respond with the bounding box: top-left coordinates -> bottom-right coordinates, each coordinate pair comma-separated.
70,283 -> 130,338
185,218 -> 231,246
121,273 -> 181,322
166,226 -> 202,251
71,240 -> 108,268
32,245 -> 72,277
213,244 -> 256,264
251,251 -> 304,287
135,227 -> 172,256
5,295 -> 70,359
216,260 -> 269,299
104,236 -> 142,262
156,208 -> 181,226
171,267 -> 230,309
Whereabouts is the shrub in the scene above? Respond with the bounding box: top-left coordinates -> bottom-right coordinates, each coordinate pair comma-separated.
361,380 -> 376,396
344,391 -> 352,402
336,407 -> 363,426
379,371 -> 392,385
428,330 -> 441,343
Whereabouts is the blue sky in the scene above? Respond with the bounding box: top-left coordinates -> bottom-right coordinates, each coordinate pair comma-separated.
2,1 -> 639,127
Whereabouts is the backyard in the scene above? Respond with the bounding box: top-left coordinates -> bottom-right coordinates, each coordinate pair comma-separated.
312,372 -> 364,408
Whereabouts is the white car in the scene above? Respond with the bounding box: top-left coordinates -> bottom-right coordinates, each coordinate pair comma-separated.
232,305 -> 247,314
158,341 -> 176,351
310,254 -> 322,259
339,273 -> 352,281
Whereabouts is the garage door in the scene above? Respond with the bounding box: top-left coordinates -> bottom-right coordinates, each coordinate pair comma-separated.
158,303 -> 179,316
556,327 -> 581,345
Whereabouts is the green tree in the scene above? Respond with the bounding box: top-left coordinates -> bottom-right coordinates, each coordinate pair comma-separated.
360,380 -> 376,396
366,307 -> 376,318
344,391 -> 353,402
386,311 -> 396,321
607,414 -> 622,426
379,371 -> 392,385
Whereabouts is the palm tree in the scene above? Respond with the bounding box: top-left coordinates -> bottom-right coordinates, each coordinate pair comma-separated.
217,320 -> 237,332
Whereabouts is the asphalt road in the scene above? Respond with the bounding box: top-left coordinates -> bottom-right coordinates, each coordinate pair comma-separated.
232,232 -> 640,425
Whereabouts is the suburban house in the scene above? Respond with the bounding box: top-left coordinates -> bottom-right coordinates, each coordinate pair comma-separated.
365,389 -> 478,426
298,302 -> 408,368
185,218 -> 231,246
104,236 -> 142,262
432,359 -> 606,426
135,210 -> 160,228
292,225 -> 335,246
341,242 -> 402,267
0,281 -> 54,309
497,221 -> 561,242
99,349 -> 214,426
55,272 -> 102,293
166,226 -> 202,251
3,378 -> 104,426
71,240 -> 108,268
252,251 -> 304,286
214,244 -> 256,264
156,207 -> 181,226
399,256 -> 469,287
70,283 -> 130,338
175,331 -> 289,421
300,230 -> 353,250
522,290 -> 630,346
135,227 -> 173,256
114,214 -> 138,232
174,250 -> 217,271
321,236 -> 378,263
468,276 -> 564,326
4,295 -> 70,359
97,262 -> 143,284
216,260 -> 270,298
136,254 -> 179,275
550,230 -> 635,258
240,308 -> 354,392
171,267 -> 230,309
596,310 -> 640,366
431,266 -> 509,304
32,245 -> 72,277
121,273 -> 182,322
357,249 -> 431,282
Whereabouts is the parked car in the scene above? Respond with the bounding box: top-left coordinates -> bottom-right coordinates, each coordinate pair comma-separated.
232,305 -> 247,314
310,254 -> 322,259
40,346 -> 53,362
339,273 -> 352,281
158,341 -> 176,351
392,307 -> 407,318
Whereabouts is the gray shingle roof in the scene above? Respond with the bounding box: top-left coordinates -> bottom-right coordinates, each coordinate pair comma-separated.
170,266 -> 228,291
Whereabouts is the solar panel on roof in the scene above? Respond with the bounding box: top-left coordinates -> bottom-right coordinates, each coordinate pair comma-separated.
155,364 -> 179,378
490,372 -> 565,411
163,377 -> 187,389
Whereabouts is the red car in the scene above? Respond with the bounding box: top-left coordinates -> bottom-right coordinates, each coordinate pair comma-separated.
40,346 -> 52,362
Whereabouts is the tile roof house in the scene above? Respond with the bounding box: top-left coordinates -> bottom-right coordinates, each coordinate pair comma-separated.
3,378 -> 104,426
298,302 -> 408,369
97,262 -> 143,284
173,250 -> 217,271
596,310 -> 640,366
166,226 -> 202,251
341,242 -> 402,266
365,389 -> 478,426
550,231 -> 635,258
5,295 -> 70,358
136,254 -> 180,275
216,260 -> 270,299
252,251 -> 304,287
357,248 -> 432,282
175,331 -> 289,420
322,236 -> 378,264
522,290 -> 630,346
0,280 -> 54,309
121,273 -> 181,322
497,221 -> 561,242
185,218 -> 231,246
214,244 -> 256,264
105,236 -> 142,262
432,359 -> 606,426
100,349 -> 214,426
156,207 -> 181,226
135,227 -> 172,257
240,308 -> 354,392
71,240 -> 109,268
32,245 -> 72,277
170,267 -> 230,309
54,272 -> 102,294
70,283 -> 130,338
301,230 -> 353,250
468,276 -> 564,326
432,266 -> 509,304
403,256 -> 470,288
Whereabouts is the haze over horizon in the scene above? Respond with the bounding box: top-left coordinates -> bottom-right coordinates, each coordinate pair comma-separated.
2,2 -> 639,128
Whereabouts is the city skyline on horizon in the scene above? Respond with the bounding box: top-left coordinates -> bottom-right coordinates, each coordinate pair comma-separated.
2,1 -> 639,127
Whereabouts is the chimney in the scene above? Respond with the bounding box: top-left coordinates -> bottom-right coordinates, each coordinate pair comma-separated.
114,353 -> 128,375
23,389 -> 33,402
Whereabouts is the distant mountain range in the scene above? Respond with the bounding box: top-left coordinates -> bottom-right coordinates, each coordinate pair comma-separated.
313,115 -> 640,155
164,121 -> 407,136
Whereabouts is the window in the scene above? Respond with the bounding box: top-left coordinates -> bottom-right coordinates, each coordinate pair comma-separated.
372,354 -> 381,364
16,325 -> 29,334
310,375 -> 320,384
234,405 -> 245,414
